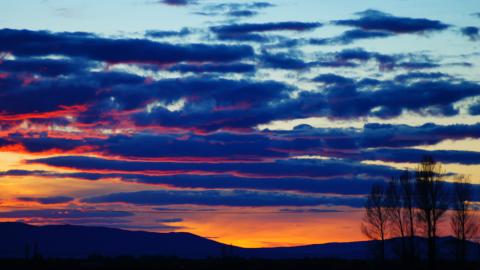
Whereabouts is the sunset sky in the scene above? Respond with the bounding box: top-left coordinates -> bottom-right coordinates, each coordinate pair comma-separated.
0,0 -> 479,248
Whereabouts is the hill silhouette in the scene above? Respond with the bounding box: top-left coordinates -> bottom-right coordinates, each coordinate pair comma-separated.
1,222 -> 479,260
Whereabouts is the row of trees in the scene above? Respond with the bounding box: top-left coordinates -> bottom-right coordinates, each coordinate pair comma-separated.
361,156 -> 478,266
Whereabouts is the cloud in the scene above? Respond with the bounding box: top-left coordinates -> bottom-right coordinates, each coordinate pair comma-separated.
260,51 -> 310,70
210,21 -> 321,41
0,57 -> 95,77
28,156 -> 396,179
168,63 -> 255,73
0,209 -> 134,219
334,9 -> 449,34
469,102 -> 480,115
0,167 -> 413,196
4,121 -> 480,165
157,0 -> 198,6
196,2 -> 274,18
1,27 -> 477,132
275,122 -> 480,150
278,208 -> 342,213
17,196 -> 74,204
328,148 -> 480,165
313,74 -> 354,86
82,189 -> 364,207
394,72 -> 449,82
461,26 -> 480,41
0,28 -> 253,64
290,79 -> 479,119
145,28 -> 192,38
315,48 -> 440,71
312,29 -> 394,45
157,218 -> 183,223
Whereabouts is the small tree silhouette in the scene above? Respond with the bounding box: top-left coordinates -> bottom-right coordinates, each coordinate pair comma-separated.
450,175 -> 478,263
415,156 -> 449,267
399,170 -> 417,262
361,183 -> 388,262
385,177 -> 407,258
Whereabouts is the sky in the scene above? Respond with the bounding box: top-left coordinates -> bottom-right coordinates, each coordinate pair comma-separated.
0,0 -> 479,248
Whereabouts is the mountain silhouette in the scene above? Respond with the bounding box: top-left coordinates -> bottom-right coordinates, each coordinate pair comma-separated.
0,222 -> 223,258
1,222 -> 478,260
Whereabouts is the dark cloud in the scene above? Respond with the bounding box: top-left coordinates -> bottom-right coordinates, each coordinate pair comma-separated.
17,196 -> 74,204
334,9 -> 449,34
394,72 -> 449,82
281,79 -> 479,120
158,0 -> 198,6
313,74 -> 354,86
0,71 -> 145,116
157,218 -> 183,223
278,208 -> 342,213
335,29 -> 393,43
145,28 -> 191,38
5,121 -> 480,164
168,63 -> 255,73
315,48 -> 440,71
260,51 -> 310,70
0,28 -> 253,64
82,189 -> 364,207
28,156 -> 395,179
5,168 -> 381,196
469,102 -> 480,115
0,209 -> 134,219
196,2 -> 274,18
269,122 -> 480,153
2,27 -> 475,131
312,29 -> 394,45
0,57 -> 95,77
16,217 -> 132,225
461,26 -> 480,41
340,148 -> 480,165
210,22 -> 321,41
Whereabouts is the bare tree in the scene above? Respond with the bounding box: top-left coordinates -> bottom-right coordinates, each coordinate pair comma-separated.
399,170 -> 417,260
450,175 -> 478,263
415,156 -> 449,267
385,177 -> 407,258
362,183 -> 388,261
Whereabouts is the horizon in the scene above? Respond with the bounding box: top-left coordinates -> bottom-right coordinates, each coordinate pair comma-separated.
0,0 -> 479,249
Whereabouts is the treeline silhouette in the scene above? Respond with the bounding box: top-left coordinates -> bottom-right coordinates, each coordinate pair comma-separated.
362,155 -> 478,268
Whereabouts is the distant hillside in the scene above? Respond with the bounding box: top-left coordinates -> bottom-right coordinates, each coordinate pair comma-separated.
1,222 -> 478,260
0,222 -> 224,258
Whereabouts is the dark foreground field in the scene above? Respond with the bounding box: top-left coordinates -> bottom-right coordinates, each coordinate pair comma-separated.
1,257 -> 479,270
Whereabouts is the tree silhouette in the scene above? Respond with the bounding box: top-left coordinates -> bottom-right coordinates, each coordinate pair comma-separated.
415,156 -> 449,267
399,170 -> 417,261
361,183 -> 388,262
385,177 -> 407,258
450,175 -> 478,263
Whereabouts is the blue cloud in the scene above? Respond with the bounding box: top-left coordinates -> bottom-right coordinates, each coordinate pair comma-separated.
196,2 -> 274,18
0,28 -> 253,64
28,156 -> 395,179
461,26 -> 480,41
210,21 -> 321,41
168,63 -> 255,73
334,9 -> 449,34
82,189 -> 365,207
260,51 -> 310,70
145,28 -> 192,38
17,196 -> 74,204
158,0 -> 198,6
0,57 -> 95,77
0,209 -> 134,218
